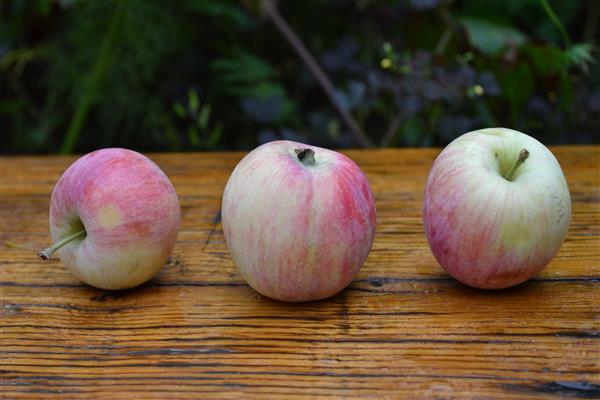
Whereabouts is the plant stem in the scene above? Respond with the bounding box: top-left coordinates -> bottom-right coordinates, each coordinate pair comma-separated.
540,0 -> 571,48
504,148 -> 530,181
38,229 -> 86,260
59,0 -> 126,154
260,0 -> 373,148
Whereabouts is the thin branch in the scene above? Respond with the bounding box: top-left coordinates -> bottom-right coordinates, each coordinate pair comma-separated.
381,111 -> 404,147
434,26 -> 453,56
434,6 -> 455,56
261,0 -> 373,148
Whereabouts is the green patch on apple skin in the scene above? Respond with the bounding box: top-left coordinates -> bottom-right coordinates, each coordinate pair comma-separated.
482,129 -> 507,137
499,219 -> 533,253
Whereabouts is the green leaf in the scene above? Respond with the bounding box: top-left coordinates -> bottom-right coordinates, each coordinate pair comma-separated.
34,0 -> 52,16
211,50 -> 280,98
183,0 -> 252,28
212,52 -> 275,81
0,100 -> 24,114
173,102 -> 187,118
566,43 -> 595,68
327,118 -> 341,139
0,46 -> 47,75
559,71 -> 574,108
188,89 -> 200,114
498,63 -> 534,123
197,104 -> 211,129
188,126 -> 200,147
522,44 -> 567,76
252,82 -> 285,99
163,126 -> 181,152
459,17 -> 527,56
207,122 -> 223,149
60,0 -> 129,153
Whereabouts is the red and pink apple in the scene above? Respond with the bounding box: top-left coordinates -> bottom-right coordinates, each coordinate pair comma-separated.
221,140 -> 376,301
423,128 -> 571,289
39,148 -> 181,290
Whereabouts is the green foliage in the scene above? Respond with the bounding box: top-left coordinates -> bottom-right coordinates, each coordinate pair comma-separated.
172,89 -> 223,150
0,0 -> 597,153
566,43 -> 595,69
211,50 -> 283,98
499,63 -> 535,123
522,45 -> 567,76
29,0 -> 181,152
182,0 -> 253,28
459,18 -> 527,57
60,0 -> 127,153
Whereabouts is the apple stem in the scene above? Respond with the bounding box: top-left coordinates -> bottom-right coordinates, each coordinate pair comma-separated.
295,148 -> 316,166
38,229 -> 86,260
504,148 -> 530,181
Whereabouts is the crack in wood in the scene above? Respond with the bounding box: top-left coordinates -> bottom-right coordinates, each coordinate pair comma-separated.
503,381 -> 600,399
202,208 -> 222,251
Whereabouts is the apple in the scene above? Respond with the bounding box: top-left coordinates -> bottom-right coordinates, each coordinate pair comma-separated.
221,140 -> 376,302
423,128 -> 571,289
38,148 -> 181,290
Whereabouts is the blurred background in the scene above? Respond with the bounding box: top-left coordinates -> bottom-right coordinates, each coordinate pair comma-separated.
1,0 -> 598,154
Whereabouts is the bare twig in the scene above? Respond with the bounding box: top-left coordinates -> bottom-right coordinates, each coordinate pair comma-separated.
434,6 -> 455,56
261,0 -> 373,148
381,111 -> 405,147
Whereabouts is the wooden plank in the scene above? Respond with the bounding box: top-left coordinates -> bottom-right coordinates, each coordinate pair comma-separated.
1,146 -> 599,399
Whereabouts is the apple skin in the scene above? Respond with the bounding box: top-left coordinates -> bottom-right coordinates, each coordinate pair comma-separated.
221,140 -> 376,302
423,128 -> 571,289
47,148 -> 180,290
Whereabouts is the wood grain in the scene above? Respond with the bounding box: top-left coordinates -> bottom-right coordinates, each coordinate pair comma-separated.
1,146 -> 599,399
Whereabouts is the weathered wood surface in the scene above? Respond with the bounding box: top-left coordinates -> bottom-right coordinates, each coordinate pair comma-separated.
1,146 -> 599,399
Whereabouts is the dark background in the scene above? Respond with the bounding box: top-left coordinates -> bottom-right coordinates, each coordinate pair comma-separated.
1,0 -> 598,154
